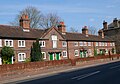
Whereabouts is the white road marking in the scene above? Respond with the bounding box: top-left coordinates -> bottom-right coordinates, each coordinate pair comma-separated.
110,65 -> 120,69
71,73 -> 90,79
71,71 -> 100,80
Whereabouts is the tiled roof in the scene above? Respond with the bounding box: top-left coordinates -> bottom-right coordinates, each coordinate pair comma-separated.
0,25 -> 45,39
0,25 -> 114,42
64,32 -> 114,42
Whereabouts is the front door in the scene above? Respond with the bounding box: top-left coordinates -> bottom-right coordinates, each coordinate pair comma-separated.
56,53 -> 60,60
49,53 -> 54,60
80,51 -> 83,58
83,51 -> 87,57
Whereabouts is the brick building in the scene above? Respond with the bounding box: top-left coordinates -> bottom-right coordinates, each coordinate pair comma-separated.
101,18 -> 120,53
0,15 -> 116,64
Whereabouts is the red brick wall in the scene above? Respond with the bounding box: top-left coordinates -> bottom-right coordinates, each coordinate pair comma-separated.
0,54 -> 119,74
0,59 -> 71,74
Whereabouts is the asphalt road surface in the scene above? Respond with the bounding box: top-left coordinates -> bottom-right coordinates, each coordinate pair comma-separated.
15,61 -> 120,84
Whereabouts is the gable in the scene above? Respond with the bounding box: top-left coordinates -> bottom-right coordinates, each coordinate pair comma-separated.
42,28 -> 65,40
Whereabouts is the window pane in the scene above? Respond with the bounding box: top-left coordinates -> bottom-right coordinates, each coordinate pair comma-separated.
0,39 -> 2,47
10,41 -> 12,46
74,42 -> 78,46
88,42 -> 91,46
19,54 -> 22,60
22,41 -> 24,46
79,42 -> 83,46
84,42 -> 87,46
19,41 -> 21,46
63,51 -> 67,57
52,35 -> 57,40
75,50 -> 79,56
6,41 -> 8,46
62,41 -> 67,47
53,40 -> 57,48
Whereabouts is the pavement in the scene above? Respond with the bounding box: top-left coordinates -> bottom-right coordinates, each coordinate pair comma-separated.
1,58 -> 120,84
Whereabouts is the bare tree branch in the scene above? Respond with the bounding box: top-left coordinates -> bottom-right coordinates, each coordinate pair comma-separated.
69,27 -> 79,32
39,13 -> 61,29
10,6 -> 61,29
88,26 -> 97,35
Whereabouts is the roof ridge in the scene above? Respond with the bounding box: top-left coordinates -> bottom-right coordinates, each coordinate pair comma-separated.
66,32 -> 82,34
66,32 -> 99,37
0,24 -> 20,29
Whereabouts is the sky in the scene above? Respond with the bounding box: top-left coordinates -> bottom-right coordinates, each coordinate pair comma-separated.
0,0 -> 120,32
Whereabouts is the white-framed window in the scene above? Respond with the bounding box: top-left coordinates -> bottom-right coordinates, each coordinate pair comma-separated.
52,35 -> 57,40
79,42 -> 83,46
74,42 -> 78,46
110,42 -> 113,46
101,42 -> 104,46
0,39 -> 2,47
62,41 -> 67,47
62,51 -> 67,57
53,40 -> 57,48
88,49 -> 92,56
74,50 -> 79,56
105,42 -> 107,46
99,42 -> 101,46
112,42 -> 115,46
39,41 -> 45,47
84,42 -> 87,46
18,53 -> 26,62
88,42 -> 91,46
96,42 -> 98,46
51,35 -> 57,48
18,40 -> 25,47
106,49 -> 108,54
5,39 -> 13,47
42,52 -> 46,59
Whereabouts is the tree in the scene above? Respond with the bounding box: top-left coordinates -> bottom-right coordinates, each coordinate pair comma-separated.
1,46 -> 14,64
94,48 -> 97,56
10,6 -> 43,28
69,27 -> 79,32
39,13 -> 61,29
10,6 -> 61,29
30,39 -> 43,62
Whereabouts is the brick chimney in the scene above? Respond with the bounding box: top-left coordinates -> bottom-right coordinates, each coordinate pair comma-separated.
20,14 -> 30,29
82,26 -> 88,37
113,18 -> 119,28
58,21 -> 66,34
103,20 -> 108,30
98,30 -> 104,38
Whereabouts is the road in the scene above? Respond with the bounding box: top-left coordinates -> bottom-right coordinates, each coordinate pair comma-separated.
15,61 -> 120,84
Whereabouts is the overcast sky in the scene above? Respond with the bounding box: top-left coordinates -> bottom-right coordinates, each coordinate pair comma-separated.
0,0 -> 120,32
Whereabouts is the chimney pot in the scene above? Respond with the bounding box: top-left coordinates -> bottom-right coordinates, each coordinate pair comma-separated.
82,26 -> 88,37
98,30 -> 104,38
103,20 -> 108,30
25,15 -> 28,19
113,18 -> 119,28
58,21 -> 66,34
19,14 -> 30,30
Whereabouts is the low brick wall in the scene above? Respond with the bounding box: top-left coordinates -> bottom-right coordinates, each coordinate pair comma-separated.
75,54 -> 120,65
0,54 -> 120,75
0,59 -> 71,74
